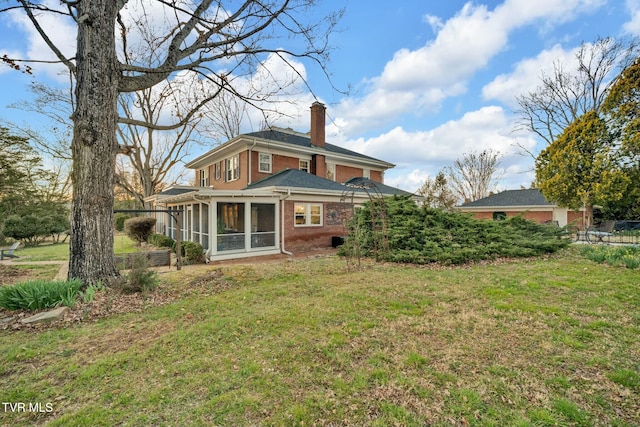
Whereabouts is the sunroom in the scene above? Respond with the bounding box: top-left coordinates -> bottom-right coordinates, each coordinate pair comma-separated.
150,189 -> 282,261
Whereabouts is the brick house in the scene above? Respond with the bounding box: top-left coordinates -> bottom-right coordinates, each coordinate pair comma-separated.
457,188 -> 585,227
146,102 -> 418,261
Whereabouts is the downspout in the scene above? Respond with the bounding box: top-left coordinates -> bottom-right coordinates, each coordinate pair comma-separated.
280,188 -> 293,255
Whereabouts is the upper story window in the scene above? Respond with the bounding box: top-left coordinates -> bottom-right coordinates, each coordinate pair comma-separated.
199,168 -> 210,187
363,169 -> 370,179
299,159 -> 309,173
214,162 -> 221,180
258,152 -> 272,173
225,155 -> 239,182
294,203 -> 322,227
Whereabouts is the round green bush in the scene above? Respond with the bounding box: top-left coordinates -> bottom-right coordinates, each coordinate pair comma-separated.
124,217 -> 157,244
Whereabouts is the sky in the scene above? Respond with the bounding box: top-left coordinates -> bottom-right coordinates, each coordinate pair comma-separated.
1,0 -> 639,193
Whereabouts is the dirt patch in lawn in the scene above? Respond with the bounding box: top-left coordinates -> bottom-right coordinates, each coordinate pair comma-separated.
0,264 -> 31,285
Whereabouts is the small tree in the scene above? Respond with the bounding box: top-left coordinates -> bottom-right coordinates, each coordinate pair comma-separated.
417,171 -> 458,209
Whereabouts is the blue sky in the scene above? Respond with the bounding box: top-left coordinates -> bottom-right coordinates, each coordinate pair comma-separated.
1,0 -> 639,193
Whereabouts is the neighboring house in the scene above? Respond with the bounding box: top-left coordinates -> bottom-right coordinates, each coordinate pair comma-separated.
146,102 -> 417,261
457,188 -> 585,227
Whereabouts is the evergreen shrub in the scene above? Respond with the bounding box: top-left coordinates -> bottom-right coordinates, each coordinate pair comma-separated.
343,196 -> 570,265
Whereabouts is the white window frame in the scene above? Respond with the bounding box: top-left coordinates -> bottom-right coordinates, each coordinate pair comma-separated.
258,152 -> 272,173
294,203 -> 323,227
214,162 -> 221,180
225,156 -> 239,182
199,168 -> 210,187
299,159 -> 309,173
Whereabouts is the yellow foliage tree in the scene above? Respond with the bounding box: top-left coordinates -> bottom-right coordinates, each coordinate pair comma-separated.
535,111 -> 629,226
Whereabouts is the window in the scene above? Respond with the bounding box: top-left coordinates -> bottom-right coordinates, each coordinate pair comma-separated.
225,156 -> 239,182
363,169 -> 370,179
299,159 -> 309,173
258,152 -> 272,173
493,212 -> 507,221
214,162 -> 221,180
199,168 -> 210,187
294,203 -> 322,226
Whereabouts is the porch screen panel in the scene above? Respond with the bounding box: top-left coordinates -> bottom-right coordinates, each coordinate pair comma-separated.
201,203 -> 209,250
251,203 -> 276,248
217,202 -> 245,251
193,204 -> 200,244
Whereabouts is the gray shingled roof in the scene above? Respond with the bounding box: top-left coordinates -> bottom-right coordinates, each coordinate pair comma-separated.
245,168 -> 348,192
245,129 -> 386,163
245,169 -> 414,197
344,177 -> 415,197
461,189 -> 554,207
154,187 -> 197,196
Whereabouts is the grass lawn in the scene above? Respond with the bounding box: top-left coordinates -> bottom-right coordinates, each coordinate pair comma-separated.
1,248 -> 638,426
10,235 -> 141,263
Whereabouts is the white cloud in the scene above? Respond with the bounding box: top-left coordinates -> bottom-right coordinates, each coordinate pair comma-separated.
482,44 -> 579,107
624,0 -> 640,35
333,0 -> 607,138
331,105 -> 538,192
422,14 -> 443,33
5,0 -> 75,81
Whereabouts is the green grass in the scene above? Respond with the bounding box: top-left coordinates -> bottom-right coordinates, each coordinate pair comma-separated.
1,248 -> 639,426
12,235 -> 140,262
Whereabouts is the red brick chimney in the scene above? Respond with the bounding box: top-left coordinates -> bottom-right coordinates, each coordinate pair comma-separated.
310,101 -> 326,148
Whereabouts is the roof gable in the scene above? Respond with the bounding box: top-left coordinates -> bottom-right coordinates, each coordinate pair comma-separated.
460,189 -> 554,207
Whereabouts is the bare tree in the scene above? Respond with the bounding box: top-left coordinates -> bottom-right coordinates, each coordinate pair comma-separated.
516,36 -> 640,157
116,83 -> 202,208
200,89 -> 250,142
445,149 -> 504,203
2,0 -> 343,284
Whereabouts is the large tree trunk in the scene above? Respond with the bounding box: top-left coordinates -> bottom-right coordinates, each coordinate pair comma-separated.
68,1 -> 120,284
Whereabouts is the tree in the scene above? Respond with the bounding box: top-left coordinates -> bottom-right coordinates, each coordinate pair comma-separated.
417,171 -> 458,210
0,127 -> 70,217
445,149 -> 504,203
603,58 -> 640,161
535,111 -> 628,226
516,37 -> 640,156
2,1 -> 342,285
0,127 -> 33,200
116,84 -> 200,209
